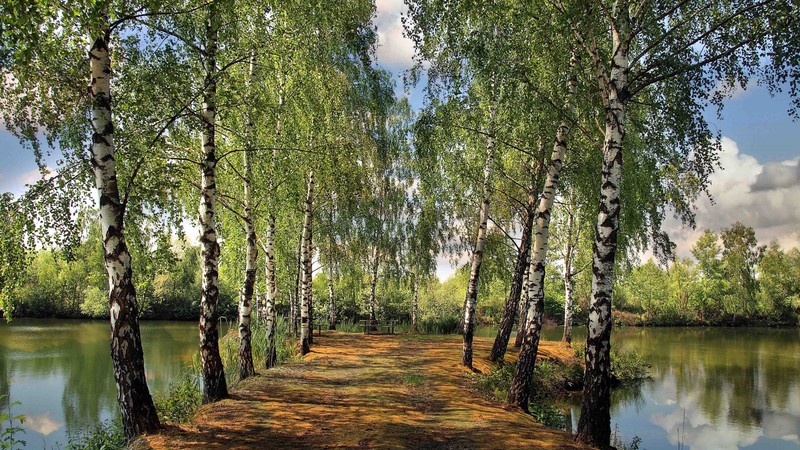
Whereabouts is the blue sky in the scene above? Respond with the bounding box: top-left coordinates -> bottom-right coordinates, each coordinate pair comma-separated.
1,0 -> 798,280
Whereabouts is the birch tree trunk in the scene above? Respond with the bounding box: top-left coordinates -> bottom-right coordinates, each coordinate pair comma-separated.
327,264 -> 336,330
237,55 -> 257,380
307,254 -> 314,345
291,235 -> 302,337
300,171 -> 314,355
508,53 -> 578,409
264,215 -> 277,368
198,3 -> 228,403
89,30 -> 160,442
576,14 -> 630,448
368,247 -> 379,327
563,266 -> 575,344
327,202 -> 336,330
562,206 -> 576,344
514,265 -> 531,348
412,271 -> 420,332
289,290 -> 296,337
489,194 -> 535,362
461,123 -> 495,369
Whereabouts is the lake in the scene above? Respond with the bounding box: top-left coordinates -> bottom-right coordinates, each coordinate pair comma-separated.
1,320 -> 798,449
0,319 -> 201,447
480,326 -> 800,449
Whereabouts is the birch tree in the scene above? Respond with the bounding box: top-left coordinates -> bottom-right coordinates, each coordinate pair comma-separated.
461,108 -> 495,369
489,153 -> 541,362
196,1 -> 228,402
552,1 -> 796,445
299,171 -> 314,355
508,52 -> 579,408
0,3 -> 179,440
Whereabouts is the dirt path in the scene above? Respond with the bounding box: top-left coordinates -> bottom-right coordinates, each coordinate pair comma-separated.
139,332 -> 590,449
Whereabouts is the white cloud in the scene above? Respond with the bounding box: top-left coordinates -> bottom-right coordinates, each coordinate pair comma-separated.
24,412 -> 63,436
374,0 -> 416,70
651,389 -> 762,450
17,167 -> 50,186
665,137 -> 800,258
713,79 -> 758,101
751,160 -> 800,191
436,251 -> 469,281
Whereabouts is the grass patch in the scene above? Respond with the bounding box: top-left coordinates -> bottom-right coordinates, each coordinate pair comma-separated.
472,359 -> 582,429
401,373 -> 426,386
610,347 -> 651,383
219,316 -> 299,385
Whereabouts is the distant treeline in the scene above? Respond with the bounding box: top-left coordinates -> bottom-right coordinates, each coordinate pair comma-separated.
10,221 -> 799,327
613,224 -> 800,327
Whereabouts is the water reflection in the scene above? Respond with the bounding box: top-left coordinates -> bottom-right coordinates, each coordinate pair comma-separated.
2,322 -> 797,449
564,327 -> 800,450
0,319 -> 198,447
476,325 -> 800,449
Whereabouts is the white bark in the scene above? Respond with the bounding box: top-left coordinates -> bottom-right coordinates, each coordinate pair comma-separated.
264,214 -> 277,368
577,7 -> 630,445
562,204 -> 576,344
509,51 -> 578,409
300,171 -> 314,355
237,54 -> 257,380
327,264 -> 336,330
198,2 -> 227,402
368,247 -> 380,325
412,272 -> 419,332
90,29 -> 159,440
461,109 -> 495,369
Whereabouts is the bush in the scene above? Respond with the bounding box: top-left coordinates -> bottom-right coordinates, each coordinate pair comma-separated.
473,364 -> 515,400
218,316 -> 299,385
472,359 -> 581,429
65,420 -> 125,450
610,347 -> 651,383
416,317 -> 461,334
155,371 -> 202,424
574,346 -> 650,384
80,286 -> 107,318
0,396 -> 26,450
529,401 -> 567,429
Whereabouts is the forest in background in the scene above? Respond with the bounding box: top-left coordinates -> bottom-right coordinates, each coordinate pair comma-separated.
11,214 -> 798,327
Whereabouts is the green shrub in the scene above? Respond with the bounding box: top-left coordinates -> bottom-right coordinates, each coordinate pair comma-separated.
218,316 -> 299,385
0,396 -> 26,450
416,317 -> 461,334
65,420 -> 125,450
610,347 -> 651,383
155,371 -> 202,424
574,346 -> 650,384
471,359 -> 580,430
529,401 -> 567,429
473,364 -> 515,400
79,286 -> 107,318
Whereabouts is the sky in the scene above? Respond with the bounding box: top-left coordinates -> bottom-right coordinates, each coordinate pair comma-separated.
1,0 -> 798,281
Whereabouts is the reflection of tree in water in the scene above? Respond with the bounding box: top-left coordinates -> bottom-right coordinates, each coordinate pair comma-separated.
0,353 -> 9,402
616,327 -> 800,433
140,323 -> 199,394
759,334 -> 799,412
61,322 -> 117,435
610,381 -> 647,414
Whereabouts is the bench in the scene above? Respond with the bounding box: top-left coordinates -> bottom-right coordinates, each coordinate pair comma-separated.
359,319 -> 398,335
